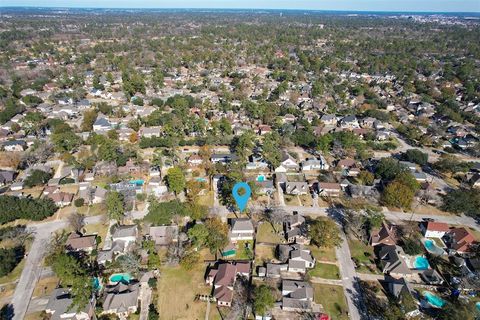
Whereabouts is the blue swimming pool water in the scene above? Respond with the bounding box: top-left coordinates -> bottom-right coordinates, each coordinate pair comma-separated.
130,179 -> 144,186
109,273 -> 132,284
423,292 -> 445,308
423,239 -> 444,255
414,256 -> 430,270
476,302 -> 480,312
256,175 -> 265,182
196,177 -> 207,182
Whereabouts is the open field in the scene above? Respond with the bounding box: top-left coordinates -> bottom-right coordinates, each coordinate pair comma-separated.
254,244 -> 275,266
309,263 -> 340,279
308,245 -> 337,263
256,222 -> 284,244
157,250 -> 211,320
313,284 -> 349,320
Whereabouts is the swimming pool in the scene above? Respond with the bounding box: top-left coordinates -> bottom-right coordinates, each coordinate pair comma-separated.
109,273 -> 132,284
92,277 -> 102,290
414,256 -> 430,270
195,177 -> 207,183
256,175 -> 265,182
130,179 -> 144,186
476,302 -> 480,312
423,292 -> 445,308
423,239 -> 444,255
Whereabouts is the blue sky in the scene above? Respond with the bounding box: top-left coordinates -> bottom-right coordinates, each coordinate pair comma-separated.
1,0 -> 479,13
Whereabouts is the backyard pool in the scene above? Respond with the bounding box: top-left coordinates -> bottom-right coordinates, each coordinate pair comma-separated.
414,256 -> 430,270
109,273 -> 132,284
256,175 -> 266,182
423,239 -> 445,255
195,177 -> 207,183
423,292 -> 445,308
130,179 -> 144,186
476,302 -> 480,312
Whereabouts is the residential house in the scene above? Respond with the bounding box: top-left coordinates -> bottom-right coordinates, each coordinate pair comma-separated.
444,227 -> 477,254
421,222 -> 449,238
45,288 -> 95,320
140,126 -> 162,138
206,262 -> 250,307
102,282 -> 140,317
280,152 -> 299,171
370,222 -> 398,246
46,191 -> 74,207
112,225 -> 138,249
320,114 -> 337,126
94,161 -> 118,176
93,116 -> 112,133
65,232 -> 97,253
148,225 -> 179,246
378,245 -> 413,279
187,154 -> 203,166
281,280 -> 313,312
229,219 -> 255,242
284,182 -> 309,195
211,153 -> 238,164
283,212 -> 309,244
277,243 -> 315,273
339,115 -> 359,129
301,157 -> 329,171
317,182 -> 342,197
3,140 -> 27,152
0,170 -> 15,186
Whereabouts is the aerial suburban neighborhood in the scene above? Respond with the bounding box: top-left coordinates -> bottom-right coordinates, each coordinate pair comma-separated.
0,5 -> 479,320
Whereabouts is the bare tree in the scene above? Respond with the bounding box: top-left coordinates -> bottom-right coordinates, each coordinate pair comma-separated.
263,207 -> 288,232
68,212 -> 86,233
228,275 -> 252,320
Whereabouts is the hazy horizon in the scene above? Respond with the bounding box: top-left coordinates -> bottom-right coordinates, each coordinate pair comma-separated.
1,0 -> 479,13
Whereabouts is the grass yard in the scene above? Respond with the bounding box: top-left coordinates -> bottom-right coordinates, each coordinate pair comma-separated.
233,240 -> 254,260
313,284 -> 349,320
284,195 -> 301,206
299,194 -> 313,207
157,250 -> 212,320
197,191 -> 214,207
308,245 -> 337,263
33,276 -> 59,298
256,222 -> 284,244
0,282 -> 16,301
348,238 -> 379,274
309,263 -> 340,280
254,244 -> 275,266
83,223 -> 109,247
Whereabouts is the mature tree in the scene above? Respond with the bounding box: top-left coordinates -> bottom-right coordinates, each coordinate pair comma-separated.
404,149 -> 428,166
166,167 -> 186,196
81,109 -> 98,131
253,285 -> 275,316
205,217 -> 229,254
24,169 -> 52,188
179,250 -> 199,270
308,217 -> 342,248
0,246 -> 25,277
262,132 -> 282,168
357,170 -> 375,186
375,158 -> 407,181
187,223 -> 209,248
106,191 -> 124,220
382,181 -> 416,209
145,199 -> 187,225
442,188 -> 480,218
231,130 -> 256,161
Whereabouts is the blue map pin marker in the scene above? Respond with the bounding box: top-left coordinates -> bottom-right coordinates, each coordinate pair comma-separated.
232,182 -> 251,212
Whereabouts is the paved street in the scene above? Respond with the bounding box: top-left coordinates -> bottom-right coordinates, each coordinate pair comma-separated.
11,216 -> 102,320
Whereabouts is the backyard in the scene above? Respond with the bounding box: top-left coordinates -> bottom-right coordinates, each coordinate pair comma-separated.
308,245 -> 337,263
313,284 -> 349,320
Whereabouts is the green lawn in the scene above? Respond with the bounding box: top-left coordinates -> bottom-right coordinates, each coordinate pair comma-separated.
233,240 -> 254,260
309,263 -> 340,280
347,238 -> 379,274
256,222 -> 284,244
308,245 -> 337,263
313,284 -> 349,320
